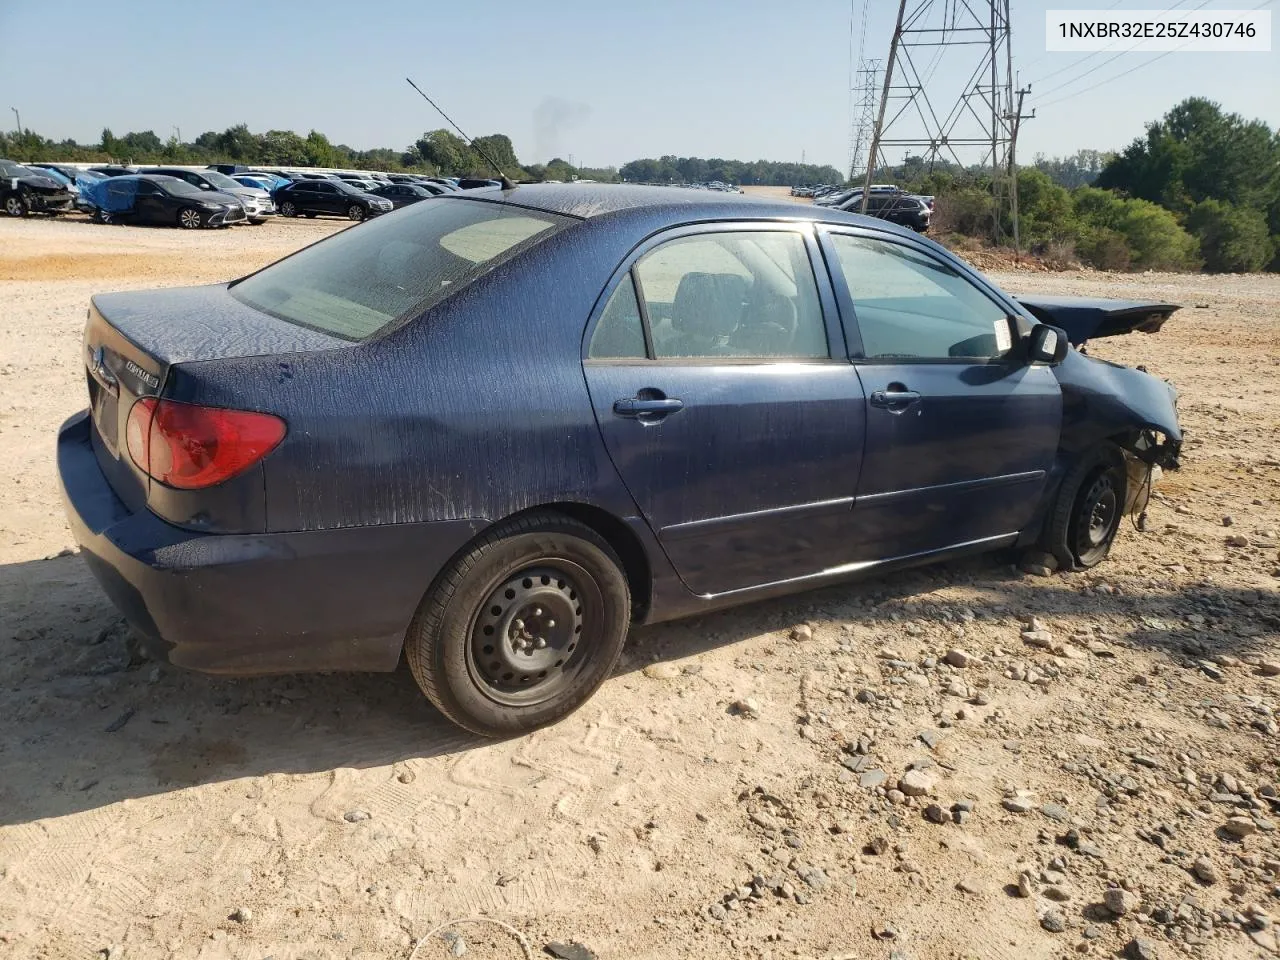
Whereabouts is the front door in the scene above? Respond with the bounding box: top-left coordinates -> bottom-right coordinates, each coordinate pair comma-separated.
582,225 -> 867,596
823,230 -> 1062,559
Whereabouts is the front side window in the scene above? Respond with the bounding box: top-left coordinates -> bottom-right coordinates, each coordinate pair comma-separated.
830,235 -> 1013,361
231,198 -> 572,341
630,231 -> 828,360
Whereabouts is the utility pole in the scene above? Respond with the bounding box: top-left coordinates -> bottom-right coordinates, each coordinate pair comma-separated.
861,0 -> 907,213
10,107 -> 22,136
1006,84 -> 1034,257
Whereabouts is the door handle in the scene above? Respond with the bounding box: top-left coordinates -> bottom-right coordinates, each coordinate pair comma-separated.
613,397 -> 684,420
869,388 -> 921,410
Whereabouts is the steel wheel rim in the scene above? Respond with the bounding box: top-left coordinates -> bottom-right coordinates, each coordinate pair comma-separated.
466,561 -> 599,708
5,197 -> 22,216
348,205 -> 364,221
1077,472 -> 1118,551
180,209 -> 201,228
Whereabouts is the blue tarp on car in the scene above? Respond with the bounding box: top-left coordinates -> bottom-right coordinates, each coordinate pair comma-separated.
80,176 -> 140,213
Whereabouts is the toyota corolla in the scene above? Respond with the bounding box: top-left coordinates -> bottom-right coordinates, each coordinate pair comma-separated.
57,186 -> 1181,736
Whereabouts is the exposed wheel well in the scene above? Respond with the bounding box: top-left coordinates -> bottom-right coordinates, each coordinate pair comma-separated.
507,502 -> 651,621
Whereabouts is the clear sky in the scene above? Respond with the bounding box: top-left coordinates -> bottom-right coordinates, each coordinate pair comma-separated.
1,0 -> 1275,173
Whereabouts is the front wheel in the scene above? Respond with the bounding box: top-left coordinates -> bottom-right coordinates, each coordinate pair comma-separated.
1043,444 -> 1128,570
279,201 -> 297,217
405,513 -> 631,737
178,207 -> 206,229
347,204 -> 366,221
4,195 -> 27,217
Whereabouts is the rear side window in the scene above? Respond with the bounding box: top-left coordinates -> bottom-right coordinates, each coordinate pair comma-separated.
588,275 -> 646,359
632,232 -> 828,360
231,198 -> 573,340
830,235 -> 1013,361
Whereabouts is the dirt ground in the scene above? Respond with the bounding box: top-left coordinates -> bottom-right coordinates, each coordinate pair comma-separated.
2,212 -> 1279,960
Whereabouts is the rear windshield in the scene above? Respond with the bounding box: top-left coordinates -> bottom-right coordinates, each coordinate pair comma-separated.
229,198 -> 573,340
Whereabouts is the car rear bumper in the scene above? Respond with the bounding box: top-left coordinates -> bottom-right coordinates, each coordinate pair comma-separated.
57,410 -> 484,676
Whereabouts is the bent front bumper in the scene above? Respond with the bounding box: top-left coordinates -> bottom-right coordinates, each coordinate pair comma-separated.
57,411 -> 483,675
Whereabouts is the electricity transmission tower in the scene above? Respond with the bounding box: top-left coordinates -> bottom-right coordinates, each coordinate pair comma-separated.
849,59 -> 881,182
861,0 -> 1032,246
847,0 -> 880,182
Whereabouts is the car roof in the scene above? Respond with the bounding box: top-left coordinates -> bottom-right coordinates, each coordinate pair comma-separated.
469,183 -> 923,239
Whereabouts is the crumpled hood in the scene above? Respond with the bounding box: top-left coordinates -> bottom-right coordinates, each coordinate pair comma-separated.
1016,295 -> 1179,347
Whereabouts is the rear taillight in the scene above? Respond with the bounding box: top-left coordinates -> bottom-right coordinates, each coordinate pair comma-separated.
126,398 -> 286,489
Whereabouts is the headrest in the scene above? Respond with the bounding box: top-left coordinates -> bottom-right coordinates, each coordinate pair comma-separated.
672,272 -> 745,336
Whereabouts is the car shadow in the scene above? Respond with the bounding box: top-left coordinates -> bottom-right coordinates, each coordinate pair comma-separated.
1,550 -> 1276,827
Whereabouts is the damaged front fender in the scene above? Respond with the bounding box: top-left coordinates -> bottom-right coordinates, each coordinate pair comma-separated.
1053,348 -> 1182,469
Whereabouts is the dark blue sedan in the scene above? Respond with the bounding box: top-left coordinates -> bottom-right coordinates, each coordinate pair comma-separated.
57,186 -> 1182,735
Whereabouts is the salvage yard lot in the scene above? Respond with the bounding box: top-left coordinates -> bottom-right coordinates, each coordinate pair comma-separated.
2,214 -> 1279,960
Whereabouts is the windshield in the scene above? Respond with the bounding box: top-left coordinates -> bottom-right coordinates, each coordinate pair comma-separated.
230,198 -> 573,340
202,170 -> 242,190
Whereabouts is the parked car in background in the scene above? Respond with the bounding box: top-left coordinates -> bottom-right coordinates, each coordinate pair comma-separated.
456,177 -> 503,190
233,174 -> 283,193
19,164 -> 81,206
139,167 -> 275,224
273,178 -> 393,220
0,158 -> 75,216
57,185 -> 1182,737
368,182 -> 435,208
840,192 -> 931,232
88,165 -> 137,178
81,174 -> 246,228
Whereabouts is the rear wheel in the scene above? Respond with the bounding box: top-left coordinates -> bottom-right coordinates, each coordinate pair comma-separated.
404,513 -> 631,737
347,204 -> 366,221
1043,444 -> 1128,570
4,195 -> 27,217
94,208 -> 113,225
279,200 -> 297,217
178,207 -> 205,230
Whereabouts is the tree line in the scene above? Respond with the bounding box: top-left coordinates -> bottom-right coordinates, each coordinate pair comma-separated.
1,97 -> 1275,271
884,98 -> 1279,273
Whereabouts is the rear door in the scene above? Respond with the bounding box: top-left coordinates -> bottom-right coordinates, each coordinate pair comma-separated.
582,223 -> 868,596
822,229 -> 1061,559
313,181 -> 341,213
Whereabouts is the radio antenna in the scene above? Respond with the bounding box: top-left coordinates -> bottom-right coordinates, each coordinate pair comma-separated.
405,77 -> 516,190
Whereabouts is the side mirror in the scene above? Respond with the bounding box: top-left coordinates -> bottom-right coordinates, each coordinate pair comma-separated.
1026,323 -> 1070,366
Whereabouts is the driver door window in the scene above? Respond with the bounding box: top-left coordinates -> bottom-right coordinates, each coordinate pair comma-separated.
830,234 -> 1014,361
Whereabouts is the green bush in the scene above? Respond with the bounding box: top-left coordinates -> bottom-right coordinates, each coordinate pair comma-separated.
1185,199 -> 1273,272
1071,188 -> 1199,270
932,187 -> 995,236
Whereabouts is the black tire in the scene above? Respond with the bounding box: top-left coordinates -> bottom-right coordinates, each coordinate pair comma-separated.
405,512 -> 631,737
347,203 -> 366,221
279,200 -> 297,217
178,207 -> 206,230
94,208 -> 113,225
304,212 -> 316,218
4,194 -> 27,217
1043,443 -> 1128,570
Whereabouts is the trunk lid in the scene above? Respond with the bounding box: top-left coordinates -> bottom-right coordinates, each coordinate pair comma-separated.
1015,295 -> 1179,347
84,284 -> 347,510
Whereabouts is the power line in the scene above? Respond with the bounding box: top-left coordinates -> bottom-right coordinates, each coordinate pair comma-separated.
1029,0 -> 1198,99
1025,0 -> 1127,85
1036,0 -> 1273,109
